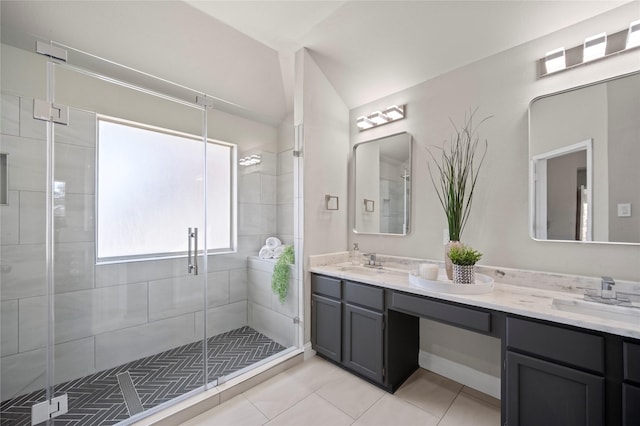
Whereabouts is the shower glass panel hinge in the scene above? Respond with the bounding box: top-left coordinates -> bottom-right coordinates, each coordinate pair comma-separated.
293,150 -> 302,158
33,99 -> 69,125
35,41 -> 68,62
31,394 -> 68,425
195,95 -> 214,109
293,316 -> 300,324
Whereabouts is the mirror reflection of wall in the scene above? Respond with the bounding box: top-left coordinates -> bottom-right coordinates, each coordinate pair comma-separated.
529,72 -> 640,244
546,150 -> 588,241
353,132 -> 412,235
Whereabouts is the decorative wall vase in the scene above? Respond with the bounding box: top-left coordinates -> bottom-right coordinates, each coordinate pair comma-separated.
444,241 -> 462,280
453,264 -> 475,284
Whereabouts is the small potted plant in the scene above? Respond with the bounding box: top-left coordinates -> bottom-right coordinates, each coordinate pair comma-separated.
447,244 -> 482,284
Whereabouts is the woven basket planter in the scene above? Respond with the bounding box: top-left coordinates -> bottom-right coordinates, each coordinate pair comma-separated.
452,264 -> 475,284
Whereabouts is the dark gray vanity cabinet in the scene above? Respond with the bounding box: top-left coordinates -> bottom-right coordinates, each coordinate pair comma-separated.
622,341 -> 640,426
311,275 -> 342,363
342,281 -> 385,383
505,317 -> 605,426
311,274 -> 419,391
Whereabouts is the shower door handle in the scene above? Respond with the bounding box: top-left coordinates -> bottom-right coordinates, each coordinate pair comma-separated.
187,227 -> 198,275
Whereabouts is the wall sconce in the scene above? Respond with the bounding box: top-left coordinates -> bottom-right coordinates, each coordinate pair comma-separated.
627,19 -> 640,49
583,33 -> 607,62
356,105 -> 405,131
538,19 -> 640,78
239,154 -> 261,166
544,48 -> 566,73
364,199 -> 375,212
325,195 -> 339,210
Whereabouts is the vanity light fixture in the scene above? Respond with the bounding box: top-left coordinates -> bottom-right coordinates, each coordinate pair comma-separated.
369,111 -> 390,125
239,154 -> 261,167
544,48 -> 566,74
356,116 -> 375,130
583,33 -> 607,62
384,105 -> 405,120
356,105 -> 405,131
539,19 -> 640,78
627,19 -> 640,49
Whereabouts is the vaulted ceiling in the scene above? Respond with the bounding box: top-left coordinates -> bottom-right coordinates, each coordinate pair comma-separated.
1,1 -> 632,125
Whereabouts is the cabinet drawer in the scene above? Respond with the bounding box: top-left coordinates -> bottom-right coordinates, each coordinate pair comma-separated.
389,291 -> 490,333
623,341 -> 640,384
345,281 -> 384,311
311,274 -> 341,299
507,317 -> 604,374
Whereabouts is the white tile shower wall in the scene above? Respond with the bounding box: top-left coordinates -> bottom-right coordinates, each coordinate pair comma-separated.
247,257 -> 297,348
276,145 -> 294,245
1,93 -> 20,136
0,300 -> 18,356
0,190 -> 19,244
19,282 -> 148,352
0,97 -> 250,400
195,301 -> 249,339
1,337 -> 95,402
238,151 -> 279,252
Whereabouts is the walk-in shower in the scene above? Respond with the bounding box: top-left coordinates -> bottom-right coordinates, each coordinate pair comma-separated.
0,41 -> 300,425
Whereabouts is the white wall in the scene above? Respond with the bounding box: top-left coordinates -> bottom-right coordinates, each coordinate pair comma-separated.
349,3 -> 640,282
296,48 -> 349,343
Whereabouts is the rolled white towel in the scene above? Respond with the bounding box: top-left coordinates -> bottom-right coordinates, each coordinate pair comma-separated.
258,245 -> 274,259
265,237 -> 282,249
272,245 -> 285,259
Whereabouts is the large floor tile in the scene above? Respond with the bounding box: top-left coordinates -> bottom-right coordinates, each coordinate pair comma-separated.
266,393 -> 353,426
352,394 -> 439,426
182,394 -> 268,426
438,391 -> 501,426
283,356 -> 347,391
394,368 -> 462,418
243,369 -> 314,419
315,369 -> 385,419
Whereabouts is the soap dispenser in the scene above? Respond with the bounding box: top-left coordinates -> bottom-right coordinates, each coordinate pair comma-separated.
351,243 -> 360,265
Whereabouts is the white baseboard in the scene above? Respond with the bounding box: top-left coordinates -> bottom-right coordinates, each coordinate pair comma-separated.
303,342 -> 316,360
418,350 -> 501,400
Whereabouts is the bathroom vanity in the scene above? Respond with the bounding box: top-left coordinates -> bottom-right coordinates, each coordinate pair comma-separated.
309,261 -> 640,426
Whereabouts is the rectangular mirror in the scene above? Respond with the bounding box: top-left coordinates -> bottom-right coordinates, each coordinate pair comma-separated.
529,71 -> 640,244
353,132 -> 412,235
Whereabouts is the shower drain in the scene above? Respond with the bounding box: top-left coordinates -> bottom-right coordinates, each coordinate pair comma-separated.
117,371 -> 144,416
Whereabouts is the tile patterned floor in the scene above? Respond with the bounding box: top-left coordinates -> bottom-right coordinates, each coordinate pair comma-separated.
182,356 -> 501,426
0,327 -> 285,426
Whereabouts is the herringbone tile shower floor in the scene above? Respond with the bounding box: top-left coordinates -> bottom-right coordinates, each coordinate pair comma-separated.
0,327 -> 285,426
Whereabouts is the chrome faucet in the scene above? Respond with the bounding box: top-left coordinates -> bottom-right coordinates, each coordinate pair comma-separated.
362,253 -> 382,268
601,276 -> 616,299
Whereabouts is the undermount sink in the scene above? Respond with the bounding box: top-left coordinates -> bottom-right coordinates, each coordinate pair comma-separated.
338,265 -> 405,277
552,298 -> 640,323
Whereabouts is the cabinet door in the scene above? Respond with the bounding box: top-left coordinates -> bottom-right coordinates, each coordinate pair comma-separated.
623,384 -> 640,426
311,294 -> 342,362
506,351 -> 604,426
343,303 -> 384,384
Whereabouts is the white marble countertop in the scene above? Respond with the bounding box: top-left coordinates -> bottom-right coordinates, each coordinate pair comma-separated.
309,261 -> 640,340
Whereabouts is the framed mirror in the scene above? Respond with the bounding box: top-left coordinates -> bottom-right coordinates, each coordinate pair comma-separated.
353,132 -> 412,235
529,71 -> 640,244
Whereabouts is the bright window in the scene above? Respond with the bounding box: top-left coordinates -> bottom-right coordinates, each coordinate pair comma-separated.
96,117 -> 235,262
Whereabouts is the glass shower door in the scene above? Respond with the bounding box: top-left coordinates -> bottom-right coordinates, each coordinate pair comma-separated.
47,50 -> 210,423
